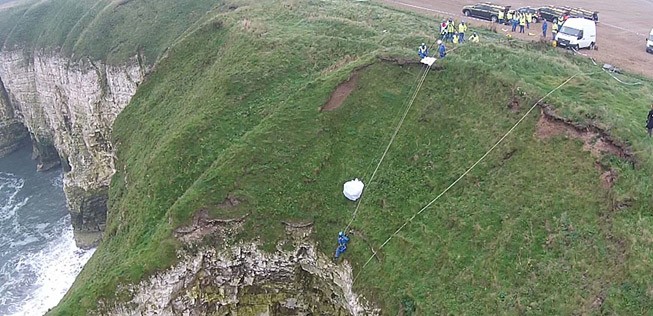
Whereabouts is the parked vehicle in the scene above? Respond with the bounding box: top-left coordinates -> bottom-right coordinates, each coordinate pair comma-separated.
539,5 -> 598,24
462,3 -> 510,23
555,18 -> 597,50
560,6 -> 599,22
647,28 -> 653,53
517,7 -> 541,23
538,6 -> 567,23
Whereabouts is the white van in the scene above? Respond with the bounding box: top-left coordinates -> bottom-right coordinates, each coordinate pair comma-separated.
555,18 -> 597,50
647,28 -> 653,53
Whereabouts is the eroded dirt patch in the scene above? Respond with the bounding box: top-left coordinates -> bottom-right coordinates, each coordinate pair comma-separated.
320,59 -> 443,112
378,55 -> 423,66
320,72 -> 360,112
282,221 -> 314,241
535,105 -> 636,165
174,208 -> 248,244
535,104 -> 636,192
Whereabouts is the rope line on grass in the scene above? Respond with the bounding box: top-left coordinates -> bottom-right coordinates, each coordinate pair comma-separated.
359,63 -> 429,179
344,64 -> 432,233
587,56 -> 642,86
343,44 -> 462,233
353,73 -> 581,282
602,69 -> 643,86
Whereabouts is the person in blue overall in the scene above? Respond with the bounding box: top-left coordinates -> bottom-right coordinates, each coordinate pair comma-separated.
418,43 -> 429,59
437,40 -> 446,58
334,231 -> 350,260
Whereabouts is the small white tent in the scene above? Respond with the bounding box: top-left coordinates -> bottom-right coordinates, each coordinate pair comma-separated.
343,178 -> 364,201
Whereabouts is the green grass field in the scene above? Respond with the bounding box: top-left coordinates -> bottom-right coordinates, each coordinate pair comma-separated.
2,0 -> 650,314
0,0 -> 233,63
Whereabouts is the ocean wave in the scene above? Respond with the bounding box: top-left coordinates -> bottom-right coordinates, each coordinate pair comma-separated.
0,173 -> 29,257
2,215 -> 95,316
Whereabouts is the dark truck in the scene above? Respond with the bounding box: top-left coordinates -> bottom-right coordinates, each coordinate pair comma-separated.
462,2 -> 510,23
538,6 -> 567,23
538,6 -> 598,24
561,6 -> 599,22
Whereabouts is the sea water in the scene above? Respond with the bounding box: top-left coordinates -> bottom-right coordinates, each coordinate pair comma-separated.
0,146 -> 95,315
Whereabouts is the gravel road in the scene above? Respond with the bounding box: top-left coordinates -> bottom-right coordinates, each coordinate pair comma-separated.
380,0 -> 653,78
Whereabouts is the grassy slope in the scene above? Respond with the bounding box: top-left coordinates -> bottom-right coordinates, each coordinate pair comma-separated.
0,0 -> 233,63
23,0 -> 651,314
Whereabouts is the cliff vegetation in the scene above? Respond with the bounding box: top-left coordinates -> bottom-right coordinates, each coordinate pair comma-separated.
0,0 -> 647,314
0,0 -> 232,64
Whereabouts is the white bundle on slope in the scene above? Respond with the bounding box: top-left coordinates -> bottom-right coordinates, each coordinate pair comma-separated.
343,178 -> 364,201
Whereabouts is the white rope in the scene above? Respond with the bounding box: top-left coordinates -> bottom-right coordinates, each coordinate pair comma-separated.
354,73 -> 581,281
344,64 -> 432,232
343,45 -> 461,233
602,69 -> 643,86
587,56 -> 641,86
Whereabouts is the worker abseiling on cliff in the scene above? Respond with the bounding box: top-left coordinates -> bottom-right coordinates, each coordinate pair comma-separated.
334,231 -> 350,260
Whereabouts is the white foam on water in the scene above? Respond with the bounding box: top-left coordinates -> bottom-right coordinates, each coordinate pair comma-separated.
0,174 -> 28,258
0,173 -> 26,222
9,235 -> 40,248
7,216 -> 95,316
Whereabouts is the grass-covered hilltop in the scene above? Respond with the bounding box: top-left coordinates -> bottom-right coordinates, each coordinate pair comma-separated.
2,0 -> 652,314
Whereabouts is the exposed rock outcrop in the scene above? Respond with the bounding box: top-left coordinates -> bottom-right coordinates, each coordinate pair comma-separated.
102,220 -> 379,316
0,76 -> 28,155
0,50 -> 145,248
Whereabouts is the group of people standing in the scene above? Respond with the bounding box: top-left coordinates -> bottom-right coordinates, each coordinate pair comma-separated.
502,11 -> 569,40
417,18 -> 479,60
500,10 -> 533,34
439,19 -> 479,45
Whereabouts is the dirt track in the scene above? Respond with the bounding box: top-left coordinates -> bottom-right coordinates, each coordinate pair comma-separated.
379,0 -> 653,78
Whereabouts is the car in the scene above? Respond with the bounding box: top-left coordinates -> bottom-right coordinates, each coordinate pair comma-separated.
517,7 -> 542,23
538,6 -> 567,24
647,28 -> 653,53
462,3 -> 510,23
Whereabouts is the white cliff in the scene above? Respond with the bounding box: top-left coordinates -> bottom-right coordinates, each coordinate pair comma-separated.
0,75 -> 29,155
102,219 -> 379,316
0,50 -> 145,247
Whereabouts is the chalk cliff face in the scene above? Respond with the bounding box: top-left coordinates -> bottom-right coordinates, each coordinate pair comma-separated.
0,50 -> 145,248
101,221 -> 379,316
0,75 -> 29,156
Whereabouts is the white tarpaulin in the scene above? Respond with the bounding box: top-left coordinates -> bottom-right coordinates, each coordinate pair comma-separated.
343,178 -> 365,201
420,57 -> 436,67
